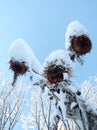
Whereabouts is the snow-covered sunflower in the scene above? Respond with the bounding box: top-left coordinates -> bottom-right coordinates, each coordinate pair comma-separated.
65,21 -> 92,61
41,50 -> 74,88
8,38 -> 41,85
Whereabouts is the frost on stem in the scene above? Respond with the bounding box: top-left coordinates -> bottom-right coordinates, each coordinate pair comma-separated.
65,21 -> 92,64
8,39 -> 41,85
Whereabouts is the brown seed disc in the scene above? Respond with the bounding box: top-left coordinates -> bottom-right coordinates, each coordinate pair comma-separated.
71,35 -> 92,55
46,65 -> 64,84
9,60 -> 28,75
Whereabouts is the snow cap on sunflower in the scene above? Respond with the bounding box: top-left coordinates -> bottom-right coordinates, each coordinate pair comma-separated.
8,39 -> 41,85
65,21 -> 92,63
41,49 -> 74,88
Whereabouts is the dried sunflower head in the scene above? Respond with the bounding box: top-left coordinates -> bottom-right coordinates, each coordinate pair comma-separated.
42,63 -> 73,88
41,50 -> 74,88
9,60 -> 28,75
65,21 -> 92,64
44,64 -> 65,84
9,60 -> 29,86
70,35 -> 92,55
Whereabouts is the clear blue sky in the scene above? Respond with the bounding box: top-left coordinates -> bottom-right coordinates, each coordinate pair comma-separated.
0,0 -> 97,129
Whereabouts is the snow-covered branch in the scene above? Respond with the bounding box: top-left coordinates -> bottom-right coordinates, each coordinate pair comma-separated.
0,77 -> 29,130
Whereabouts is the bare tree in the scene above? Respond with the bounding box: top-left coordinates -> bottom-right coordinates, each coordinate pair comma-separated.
0,77 -> 28,130
21,88 -> 55,130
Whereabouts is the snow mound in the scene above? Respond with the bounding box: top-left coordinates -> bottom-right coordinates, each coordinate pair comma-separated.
42,49 -> 74,70
8,39 -> 41,73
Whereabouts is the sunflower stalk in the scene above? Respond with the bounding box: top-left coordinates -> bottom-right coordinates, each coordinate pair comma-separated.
12,73 -> 18,86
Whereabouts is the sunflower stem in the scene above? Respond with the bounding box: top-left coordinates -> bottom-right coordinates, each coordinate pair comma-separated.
12,73 -> 18,86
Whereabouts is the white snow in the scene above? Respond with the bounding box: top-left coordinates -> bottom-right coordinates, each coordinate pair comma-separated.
8,39 -> 41,73
63,73 -> 68,80
58,120 -> 66,130
58,91 -> 66,119
41,49 -> 74,72
64,82 -> 78,93
70,102 -> 77,110
65,21 -> 89,50
81,77 -> 97,114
